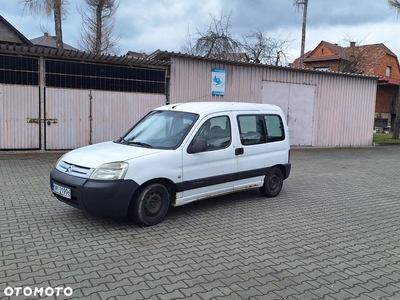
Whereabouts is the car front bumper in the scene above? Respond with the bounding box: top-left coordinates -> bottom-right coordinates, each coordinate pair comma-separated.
50,168 -> 139,217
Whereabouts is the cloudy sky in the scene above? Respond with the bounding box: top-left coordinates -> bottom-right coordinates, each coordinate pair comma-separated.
2,0 -> 400,64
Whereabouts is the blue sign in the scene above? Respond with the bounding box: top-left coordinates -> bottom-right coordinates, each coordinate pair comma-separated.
212,68 -> 225,96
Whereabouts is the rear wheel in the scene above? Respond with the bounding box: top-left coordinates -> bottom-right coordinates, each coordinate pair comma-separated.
260,167 -> 283,197
129,183 -> 170,226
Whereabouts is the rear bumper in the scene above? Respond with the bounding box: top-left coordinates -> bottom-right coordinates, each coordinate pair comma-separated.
50,168 -> 139,217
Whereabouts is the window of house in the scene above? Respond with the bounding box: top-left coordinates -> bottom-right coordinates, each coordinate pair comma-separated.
314,67 -> 330,71
386,66 -> 392,77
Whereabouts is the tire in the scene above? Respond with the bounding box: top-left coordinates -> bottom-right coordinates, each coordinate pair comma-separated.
260,167 -> 283,197
129,183 -> 170,226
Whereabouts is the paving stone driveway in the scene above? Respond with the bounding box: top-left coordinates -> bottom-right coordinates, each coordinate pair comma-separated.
1,146 -> 400,300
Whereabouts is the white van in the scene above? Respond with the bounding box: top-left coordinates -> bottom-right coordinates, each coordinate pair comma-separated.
50,102 -> 291,226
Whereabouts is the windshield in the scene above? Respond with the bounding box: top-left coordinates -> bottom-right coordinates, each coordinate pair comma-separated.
117,110 -> 198,149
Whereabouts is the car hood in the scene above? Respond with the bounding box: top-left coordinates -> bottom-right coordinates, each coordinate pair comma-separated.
61,141 -> 165,169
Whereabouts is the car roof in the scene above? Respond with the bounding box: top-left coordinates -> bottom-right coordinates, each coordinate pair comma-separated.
155,102 -> 282,115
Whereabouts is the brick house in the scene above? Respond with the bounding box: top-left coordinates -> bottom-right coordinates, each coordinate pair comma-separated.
292,41 -> 400,130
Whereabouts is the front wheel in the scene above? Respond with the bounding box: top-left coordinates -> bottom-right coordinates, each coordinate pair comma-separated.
129,183 -> 170,226
260,167 -> 283,197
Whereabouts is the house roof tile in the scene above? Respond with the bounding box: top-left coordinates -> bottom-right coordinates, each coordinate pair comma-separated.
292,41 -> 399,77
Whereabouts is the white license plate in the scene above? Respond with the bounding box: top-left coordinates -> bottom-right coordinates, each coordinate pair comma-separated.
52,182 -> 71,199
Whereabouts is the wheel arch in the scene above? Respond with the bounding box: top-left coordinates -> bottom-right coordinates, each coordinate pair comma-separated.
129,177 -> 177,214
274,164 -> 289,180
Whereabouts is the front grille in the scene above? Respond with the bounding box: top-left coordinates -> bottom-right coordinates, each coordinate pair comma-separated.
58,161 -> 92,178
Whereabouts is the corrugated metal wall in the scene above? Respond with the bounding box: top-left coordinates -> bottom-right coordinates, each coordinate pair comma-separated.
0,84 -> 40,149
170,60 -> 263,103
312,75 -> 376,147
90,90 -> 166,144
45,88 -> 90,150
169,57 -> 377,147
0,52 -> 377,149
45,88 -> 165,150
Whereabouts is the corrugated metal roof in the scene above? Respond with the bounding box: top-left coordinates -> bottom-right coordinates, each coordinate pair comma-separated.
150,50 -> 379,80
0,43 -> 171,67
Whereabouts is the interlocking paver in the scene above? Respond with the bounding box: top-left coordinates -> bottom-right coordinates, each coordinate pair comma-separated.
1,146 -> 400,299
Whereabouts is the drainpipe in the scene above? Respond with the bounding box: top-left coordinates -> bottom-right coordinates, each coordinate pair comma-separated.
89,90 -> 93,145
165,68 -> 170,104
39,56 -> 45,150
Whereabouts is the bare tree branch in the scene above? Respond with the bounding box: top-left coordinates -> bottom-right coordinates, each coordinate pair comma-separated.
242,28 -> 292,65
183,11 -> 241,59
19,0 -> 69,49
388,0 -> 400,14
77,0 -> 120,55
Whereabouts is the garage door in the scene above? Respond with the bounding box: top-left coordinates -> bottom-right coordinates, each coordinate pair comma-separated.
262,81 -> 315,146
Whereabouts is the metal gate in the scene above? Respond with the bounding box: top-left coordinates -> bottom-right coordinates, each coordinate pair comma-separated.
0,84 -> 40,150
44,88 -> 166,150
45,88 -> 90,150
262,81 -> 315,146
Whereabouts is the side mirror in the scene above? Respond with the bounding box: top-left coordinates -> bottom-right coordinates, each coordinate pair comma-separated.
187,137 -> 207,153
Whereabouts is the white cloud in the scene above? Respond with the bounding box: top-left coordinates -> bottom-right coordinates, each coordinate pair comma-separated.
1,0 -> 400,61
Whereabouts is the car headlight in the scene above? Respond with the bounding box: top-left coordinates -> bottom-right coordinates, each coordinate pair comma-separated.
90,162 -> 129,180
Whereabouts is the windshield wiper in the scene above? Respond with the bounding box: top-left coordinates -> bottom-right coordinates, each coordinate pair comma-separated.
115,137 -> 128,144
115,137 -> 152,148
126,141 -> 153,148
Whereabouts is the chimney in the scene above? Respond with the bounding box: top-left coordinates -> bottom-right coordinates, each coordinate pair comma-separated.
350,41 -> 356,48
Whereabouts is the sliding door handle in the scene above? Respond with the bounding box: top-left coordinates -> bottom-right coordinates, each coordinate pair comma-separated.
235,148 -> 244,156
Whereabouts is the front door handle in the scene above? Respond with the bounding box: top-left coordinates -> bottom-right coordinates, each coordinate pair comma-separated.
235,148 -> 244,156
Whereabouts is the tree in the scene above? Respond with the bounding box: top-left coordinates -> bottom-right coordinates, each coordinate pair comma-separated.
388,0 -> 400,139
388,0 -> 400,9
182,11 -> 241,59
294,0 -> 308,68
182,12 -> 291,65
339,35 -> 367,73
242,28 -> 292,65
78,0 -> 120,55
20,0 -> 67,49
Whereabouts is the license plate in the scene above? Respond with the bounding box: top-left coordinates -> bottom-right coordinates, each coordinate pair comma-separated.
52,182 -> 71,199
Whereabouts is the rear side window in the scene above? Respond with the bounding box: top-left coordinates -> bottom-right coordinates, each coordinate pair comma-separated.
265,115 -> 285,142
238,114 -> 285,145
237,115 -> 266,145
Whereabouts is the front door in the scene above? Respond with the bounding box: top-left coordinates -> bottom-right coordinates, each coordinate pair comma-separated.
180,113 -> 238,204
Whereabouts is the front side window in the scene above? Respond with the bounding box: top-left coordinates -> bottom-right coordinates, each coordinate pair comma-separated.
119,110 -> 198,149
193,116 -> 231,151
